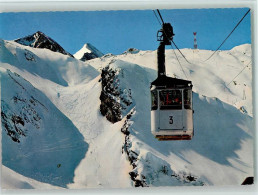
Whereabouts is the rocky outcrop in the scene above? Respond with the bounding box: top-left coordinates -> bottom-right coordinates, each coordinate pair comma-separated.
120,109 -> 204,187
99,60 -> 132,123
121,109 -> 148,187
99,63 -> 121,123
15,31 -> 73,57
1,70 -> 45,143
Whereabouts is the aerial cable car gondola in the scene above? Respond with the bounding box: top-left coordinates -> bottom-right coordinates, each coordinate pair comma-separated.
151,12 -> 194,141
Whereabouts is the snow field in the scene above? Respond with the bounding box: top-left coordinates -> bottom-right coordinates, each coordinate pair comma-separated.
0,38 -> 253,188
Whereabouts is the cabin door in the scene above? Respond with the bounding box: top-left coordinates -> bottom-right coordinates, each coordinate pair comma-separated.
158,89 -> 184,130
159,110 -> 183,130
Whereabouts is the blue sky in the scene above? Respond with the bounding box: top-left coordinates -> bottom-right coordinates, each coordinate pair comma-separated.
0,8 -> 251,55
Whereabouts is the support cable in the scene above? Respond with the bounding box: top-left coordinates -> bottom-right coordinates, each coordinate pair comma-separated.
171,40 -> 192,64
205,9 -> 250,62
226,60 -> 251,87
155,9 -> 192,65
215,60 -> 252,98
157,9 -> 165,24
153,9 -> 190,79
152,10 -> 162,26
170,44 -> 188,80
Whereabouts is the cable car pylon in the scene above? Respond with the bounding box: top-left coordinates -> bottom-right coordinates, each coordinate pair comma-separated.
150,10 -> 194,141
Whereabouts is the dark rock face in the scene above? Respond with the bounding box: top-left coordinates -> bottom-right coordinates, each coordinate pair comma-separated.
1,97 -> 41,143
120,108 -> 204,187
241,177 -> 254,185
81,52 -> 100,61
99,60 -> 133,123
1,71 -> 43,143
121,110 -> 148,187
99,63 -> 121,123
15,31 -> 73,57
123,48 -> 140,54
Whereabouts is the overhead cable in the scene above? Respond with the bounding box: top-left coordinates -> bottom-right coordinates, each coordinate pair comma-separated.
205,9 -> 251,62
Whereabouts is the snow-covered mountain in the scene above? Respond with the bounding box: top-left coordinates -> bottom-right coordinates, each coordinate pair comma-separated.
1,67 -> 88,187
74,43 -> 104,61
0,36 -> 253,189
1,165 -> 64,189
15,31 -> 73,57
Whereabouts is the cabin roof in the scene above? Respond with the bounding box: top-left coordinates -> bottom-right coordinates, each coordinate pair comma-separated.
151,75 -> 192,89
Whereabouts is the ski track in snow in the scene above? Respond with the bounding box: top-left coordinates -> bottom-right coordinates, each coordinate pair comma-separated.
0,39 -> 254,188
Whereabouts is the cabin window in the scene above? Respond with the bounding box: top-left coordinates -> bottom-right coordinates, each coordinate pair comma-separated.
151,90 -> 158,110
184,89 -> 192,109
159,90 -> 182,110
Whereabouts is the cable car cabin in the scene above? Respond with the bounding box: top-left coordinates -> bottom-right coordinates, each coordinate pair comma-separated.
150,17 -> 194,141
151,75 -> 194,141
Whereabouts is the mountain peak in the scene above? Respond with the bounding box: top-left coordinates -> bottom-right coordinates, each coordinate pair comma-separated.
83,43 -> 92,47
74,43 -> 104,61
14,31 -> 73,58
35,31 -> 44,35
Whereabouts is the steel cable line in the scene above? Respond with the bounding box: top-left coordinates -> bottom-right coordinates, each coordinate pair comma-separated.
170,43 -> 188,79
157,9 -> 165,24
153,9 -> 190,79
153,9 -> 252,99
154,9 -> 192,65
226,60 -> 252,87
214,60 -> 252,98
152,10 -> 162,26
205,9 -> 251,62
171,40 -> 192,64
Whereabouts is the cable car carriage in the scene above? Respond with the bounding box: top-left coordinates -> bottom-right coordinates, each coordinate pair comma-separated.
150,15 -> 194,141
151,76 -> 193,141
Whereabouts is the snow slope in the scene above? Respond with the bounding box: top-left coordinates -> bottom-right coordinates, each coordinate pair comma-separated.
1,39 -> 99,87
90,44 -> 252,116
87,58 -> 253,186
1,68 -> 88,187
0,37 -> 253,188
1,165 -> 63,189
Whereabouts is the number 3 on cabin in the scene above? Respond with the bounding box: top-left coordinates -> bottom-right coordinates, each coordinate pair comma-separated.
169,116 -> 173,124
